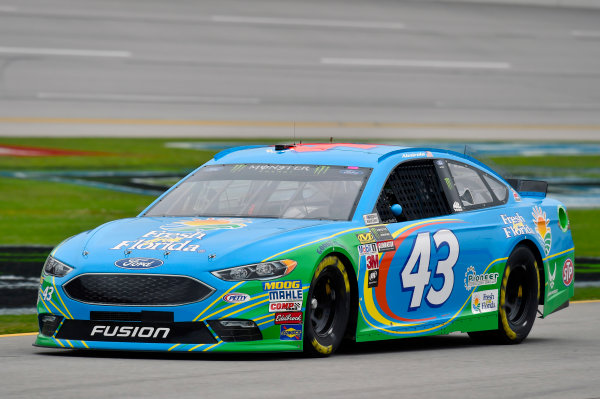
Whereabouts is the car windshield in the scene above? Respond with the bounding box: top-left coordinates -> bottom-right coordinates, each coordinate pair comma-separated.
144,164 -> 371,220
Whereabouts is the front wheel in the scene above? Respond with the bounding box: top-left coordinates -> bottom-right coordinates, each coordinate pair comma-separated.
469,246 -> 539,344
304,256 -> 351,356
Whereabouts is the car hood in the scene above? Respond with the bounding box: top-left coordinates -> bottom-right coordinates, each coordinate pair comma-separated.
55,216 -> 347,274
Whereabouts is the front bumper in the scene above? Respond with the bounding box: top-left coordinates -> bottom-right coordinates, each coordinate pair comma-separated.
35,273 -> 307,353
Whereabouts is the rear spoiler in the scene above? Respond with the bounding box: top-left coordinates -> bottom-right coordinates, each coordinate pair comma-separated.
506,179 -> 548,198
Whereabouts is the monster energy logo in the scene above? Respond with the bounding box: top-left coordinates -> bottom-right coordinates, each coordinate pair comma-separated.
314,166 -> 330,175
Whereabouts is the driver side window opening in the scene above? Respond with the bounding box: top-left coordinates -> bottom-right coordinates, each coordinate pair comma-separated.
446,161 -> 508,209
375,160 -> 452,223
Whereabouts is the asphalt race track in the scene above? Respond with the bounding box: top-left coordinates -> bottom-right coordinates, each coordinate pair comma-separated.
1,0 -> 600,140
1,302 -> 599,399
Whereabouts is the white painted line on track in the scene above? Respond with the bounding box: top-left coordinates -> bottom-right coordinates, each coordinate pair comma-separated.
0,46 -> 131,58
571,30 -> 600,38
211,15 -> 404,30
321,58 -> 511,70
37,92 -> 261,104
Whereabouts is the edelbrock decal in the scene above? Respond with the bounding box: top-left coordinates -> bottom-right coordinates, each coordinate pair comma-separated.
114,257 -> 164,270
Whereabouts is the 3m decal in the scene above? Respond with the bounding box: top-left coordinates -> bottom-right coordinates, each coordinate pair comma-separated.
114,257 -> 163,270
358,243 -> 378,256
365,254 -> 379,270
377,240 -> 395,252
274,312 -> 303,325
471,290 -> 498,314
363,213 -> 381,226
464,266 -> 499,290
41,286 -> 54,301
401,230 -> 459,310
280,324 -> 303,340
356,232 -> 376,244
370,226 -> 393,241
263,280 -> 301,290
563,258 -> 574,286
269,302 -> 302,312
222,293 -> 250,304
368,269 -> 379,288
532,206 -> 552,255
500,213 -> 533,238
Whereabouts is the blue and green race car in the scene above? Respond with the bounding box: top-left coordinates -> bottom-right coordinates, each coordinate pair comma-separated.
36,143 -> 575,356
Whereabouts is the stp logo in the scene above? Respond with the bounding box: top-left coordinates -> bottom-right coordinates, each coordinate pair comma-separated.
562,258 -> 574,286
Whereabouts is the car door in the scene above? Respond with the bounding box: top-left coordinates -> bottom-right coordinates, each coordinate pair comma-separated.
359,158 -> 507,335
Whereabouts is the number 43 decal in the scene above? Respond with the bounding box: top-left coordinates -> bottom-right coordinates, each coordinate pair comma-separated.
401,230 -> 459,310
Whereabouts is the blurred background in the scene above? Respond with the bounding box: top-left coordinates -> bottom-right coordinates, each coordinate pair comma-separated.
1,0 -> 599,324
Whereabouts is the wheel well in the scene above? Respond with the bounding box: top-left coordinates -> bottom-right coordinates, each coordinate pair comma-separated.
328,251 -> 359,341
514,240 -> 545,305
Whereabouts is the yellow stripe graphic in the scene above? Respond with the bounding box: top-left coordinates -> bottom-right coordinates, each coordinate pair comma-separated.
53,276 -> 73,319
193,281 -> 244,321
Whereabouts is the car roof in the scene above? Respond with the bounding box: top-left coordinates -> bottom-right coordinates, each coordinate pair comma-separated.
212,143 -> 434,168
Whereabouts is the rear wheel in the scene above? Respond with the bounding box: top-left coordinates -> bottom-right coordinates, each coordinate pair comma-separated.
468,246 -> 539,344
304,256 -> 351,356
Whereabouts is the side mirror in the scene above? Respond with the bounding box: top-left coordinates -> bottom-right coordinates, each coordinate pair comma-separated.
391,204 -> 403,217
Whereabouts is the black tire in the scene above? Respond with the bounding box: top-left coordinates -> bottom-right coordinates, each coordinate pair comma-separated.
304,255 -> 351,356
468,246 -> 539,344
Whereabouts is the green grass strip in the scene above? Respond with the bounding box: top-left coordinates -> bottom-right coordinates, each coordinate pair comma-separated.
0,314 -> 37,335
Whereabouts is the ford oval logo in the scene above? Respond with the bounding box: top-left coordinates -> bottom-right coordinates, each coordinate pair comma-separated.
114,257 -> 164,270
222,292 -> 250,304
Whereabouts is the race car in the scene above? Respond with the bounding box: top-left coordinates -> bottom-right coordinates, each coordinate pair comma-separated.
35,143 -> 575,356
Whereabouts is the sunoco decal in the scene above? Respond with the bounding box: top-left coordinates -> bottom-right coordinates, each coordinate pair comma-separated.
114,257 -> 164,270
280,324 -> 303,340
